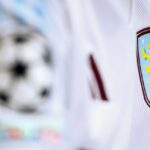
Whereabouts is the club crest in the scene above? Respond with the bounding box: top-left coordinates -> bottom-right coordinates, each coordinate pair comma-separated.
137,27 -> 150,107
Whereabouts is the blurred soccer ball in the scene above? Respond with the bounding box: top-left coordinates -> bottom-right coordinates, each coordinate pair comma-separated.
0,27 -> 53,113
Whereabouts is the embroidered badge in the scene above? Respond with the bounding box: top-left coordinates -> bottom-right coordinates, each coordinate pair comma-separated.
137,27 -> 150,107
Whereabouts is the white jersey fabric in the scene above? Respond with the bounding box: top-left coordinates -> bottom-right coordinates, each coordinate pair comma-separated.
35,0 -> 150,150
1,0 -> 150,150
128,0 -> 150,150
64,0 -> 142,150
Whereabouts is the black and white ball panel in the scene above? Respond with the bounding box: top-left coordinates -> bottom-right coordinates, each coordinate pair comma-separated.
0,37 -> 17,69
0,27 -> 53,113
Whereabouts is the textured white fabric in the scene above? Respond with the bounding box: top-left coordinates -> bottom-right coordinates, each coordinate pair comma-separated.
65,0 -> 135,149
2,0 -> 150,150
127,1 -> 150,150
